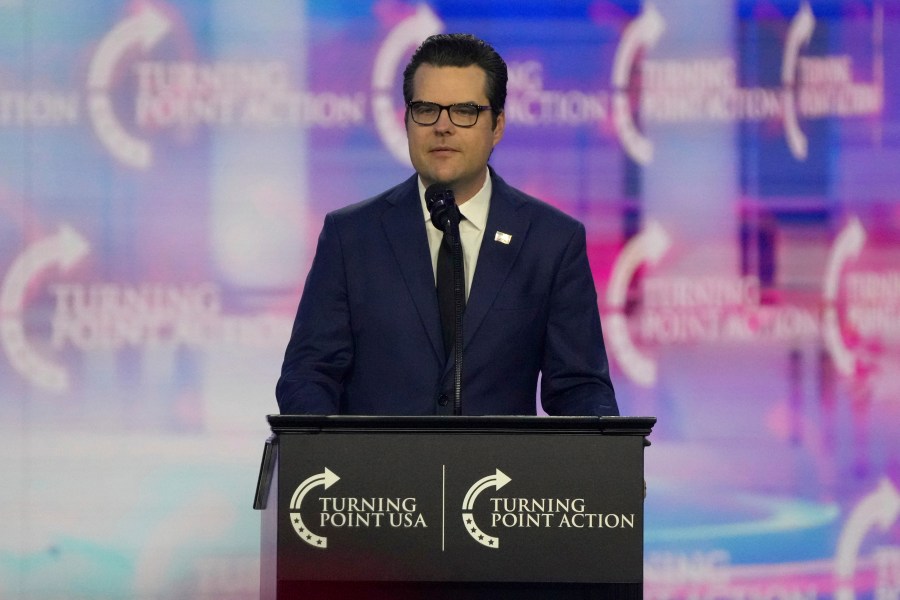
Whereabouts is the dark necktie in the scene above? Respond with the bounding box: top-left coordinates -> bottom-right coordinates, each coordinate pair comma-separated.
437,220 -> 464,357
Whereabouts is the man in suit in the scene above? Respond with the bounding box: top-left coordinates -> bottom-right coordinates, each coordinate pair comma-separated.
276,33 -> 617,417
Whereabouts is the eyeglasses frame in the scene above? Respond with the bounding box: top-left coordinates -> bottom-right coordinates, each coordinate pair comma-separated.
406,101 -> 495,128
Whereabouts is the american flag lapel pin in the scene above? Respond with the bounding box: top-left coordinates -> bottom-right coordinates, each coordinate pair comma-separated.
494,231 -> 512,245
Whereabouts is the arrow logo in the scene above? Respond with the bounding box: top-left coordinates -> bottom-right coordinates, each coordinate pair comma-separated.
87,5 -> 171,169
611,2 -> 665,164
822,217 -> 866,376
834,478 -> 900,600
0,225 -> 90,392
782,2 -> 816,160
462,469 -> 511,548
371,5 -> 444,165
289,468 -> 340,548
605,219 -> 671,387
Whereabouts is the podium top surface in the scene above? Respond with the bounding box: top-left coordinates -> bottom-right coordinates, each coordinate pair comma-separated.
267,415 -> 655,436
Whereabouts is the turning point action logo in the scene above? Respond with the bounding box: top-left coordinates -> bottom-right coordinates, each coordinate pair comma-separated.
0,224 -> 289,392
604,220 -> 820,387
87,4 -> 366,169
604,215 -> 897,387
461,469 -> 633,549
613,2 -> 882,165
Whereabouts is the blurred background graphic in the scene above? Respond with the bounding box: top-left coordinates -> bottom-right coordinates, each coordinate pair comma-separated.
1,1 -> 898,598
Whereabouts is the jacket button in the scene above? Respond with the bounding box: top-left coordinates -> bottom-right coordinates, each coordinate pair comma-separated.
438,393 -> 449,406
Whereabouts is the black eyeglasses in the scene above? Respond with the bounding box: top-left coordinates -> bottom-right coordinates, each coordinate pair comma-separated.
407,101 -> 494,127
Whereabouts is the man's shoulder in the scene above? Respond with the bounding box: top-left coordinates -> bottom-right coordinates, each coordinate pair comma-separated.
491,171 -> 583,231
330,174 -> 418,222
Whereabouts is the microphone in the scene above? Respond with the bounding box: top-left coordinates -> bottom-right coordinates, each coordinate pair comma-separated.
424,184 -> 458,233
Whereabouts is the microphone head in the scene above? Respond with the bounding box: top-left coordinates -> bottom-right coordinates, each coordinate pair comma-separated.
424,184 -> 456,232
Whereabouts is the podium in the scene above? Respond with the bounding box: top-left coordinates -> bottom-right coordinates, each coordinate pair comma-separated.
254,415 -> 655,599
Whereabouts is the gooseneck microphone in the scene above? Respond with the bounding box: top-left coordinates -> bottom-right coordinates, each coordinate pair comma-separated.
424,184 -> 464,416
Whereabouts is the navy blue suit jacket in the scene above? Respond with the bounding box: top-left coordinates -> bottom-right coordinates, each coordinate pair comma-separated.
276,170 -> 617,416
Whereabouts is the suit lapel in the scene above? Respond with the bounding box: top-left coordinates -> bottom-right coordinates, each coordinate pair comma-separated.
450,174 -> 531,373
381,176 -> 445,361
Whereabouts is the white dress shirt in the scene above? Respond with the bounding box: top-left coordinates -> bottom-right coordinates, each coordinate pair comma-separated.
418,169 -> 491,300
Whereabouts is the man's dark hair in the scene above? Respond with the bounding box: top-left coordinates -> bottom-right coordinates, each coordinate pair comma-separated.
402,33 -> 508,125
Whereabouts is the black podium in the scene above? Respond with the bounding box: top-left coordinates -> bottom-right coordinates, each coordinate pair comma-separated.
254,415 -> 655,599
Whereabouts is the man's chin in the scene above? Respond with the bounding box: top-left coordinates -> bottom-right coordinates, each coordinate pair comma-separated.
421,173 -> 458,191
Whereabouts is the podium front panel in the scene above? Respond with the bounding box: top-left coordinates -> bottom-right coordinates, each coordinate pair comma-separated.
264,417 -> 649,586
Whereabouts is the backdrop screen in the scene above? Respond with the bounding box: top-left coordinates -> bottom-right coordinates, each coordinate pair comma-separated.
1,1 -> 898,598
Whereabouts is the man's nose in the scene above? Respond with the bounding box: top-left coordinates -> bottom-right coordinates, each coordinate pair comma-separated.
433,108 -> 455,131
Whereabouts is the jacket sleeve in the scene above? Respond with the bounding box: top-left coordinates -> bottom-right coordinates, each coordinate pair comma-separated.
539,223 -> 619,417
275,213 -> 352,414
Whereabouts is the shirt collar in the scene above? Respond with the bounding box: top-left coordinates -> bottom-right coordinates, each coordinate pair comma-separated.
418,168 -> 491,232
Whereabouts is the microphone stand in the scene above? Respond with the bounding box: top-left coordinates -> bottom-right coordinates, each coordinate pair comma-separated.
424,184 -> 464,416
447,209 -> 464,416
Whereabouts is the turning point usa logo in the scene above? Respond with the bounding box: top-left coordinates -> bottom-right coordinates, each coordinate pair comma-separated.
288,468 -> 427,549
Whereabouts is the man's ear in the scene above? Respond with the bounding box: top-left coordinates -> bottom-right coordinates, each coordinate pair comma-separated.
492,110 -> 505,146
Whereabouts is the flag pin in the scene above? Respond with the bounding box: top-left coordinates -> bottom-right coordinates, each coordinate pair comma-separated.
494,231 -> 512,245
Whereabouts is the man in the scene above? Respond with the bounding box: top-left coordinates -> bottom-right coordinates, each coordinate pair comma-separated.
276,33 -> 617,417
